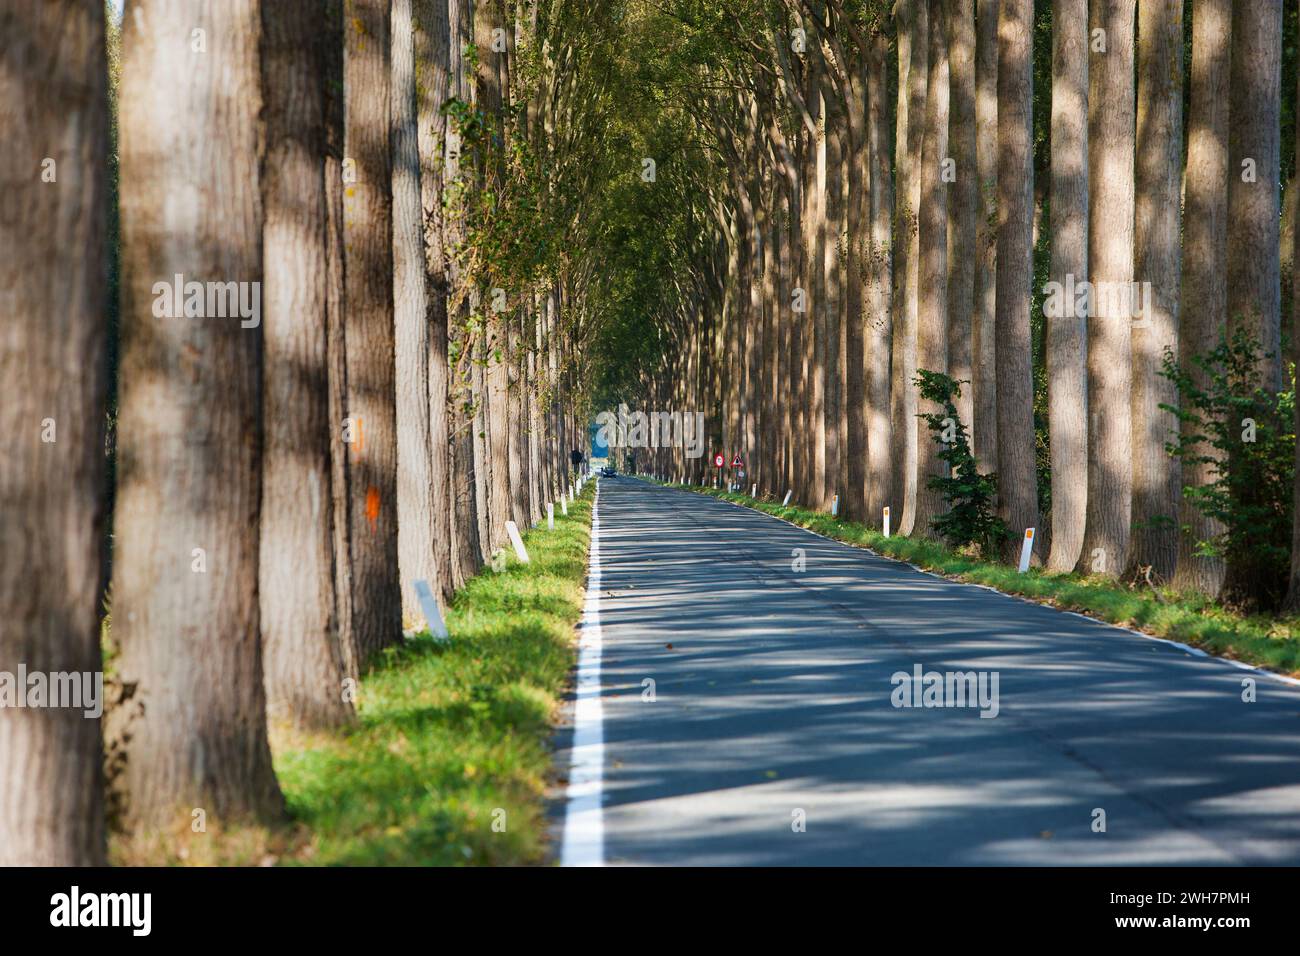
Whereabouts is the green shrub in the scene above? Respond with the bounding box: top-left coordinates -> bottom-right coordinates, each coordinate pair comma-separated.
1161,329 -> 1295,611
914,369 -> 1009,560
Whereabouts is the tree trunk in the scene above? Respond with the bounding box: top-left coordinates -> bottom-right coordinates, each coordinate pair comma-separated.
1128,0 -> 1183,581
947,0 -> 977,437
865,26 -> 895,528
892,0 -> 927,534
0,0 -> 110,865
1224,0 -> 1282,601
344,0 -> 401,659
1226,0 -> 1282,385
323,0 -> 359,688
392,0 -> 439,628
415,0 -> 455,603
260,0 -> 355,729
1288,65 -> 1300,610
1171,0 -> 1230,597
1044,0 -> 1088,573
1075,0 -> 1135,578
914,0 -> 951,537
110,0 -> 283,827
972,0 -> 999,474
995,0 -> 1040,562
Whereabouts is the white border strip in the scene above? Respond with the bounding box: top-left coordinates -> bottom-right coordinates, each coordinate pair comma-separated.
560,479 -> 605,866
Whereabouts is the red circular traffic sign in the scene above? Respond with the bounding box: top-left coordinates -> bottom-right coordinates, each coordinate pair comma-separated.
713,453 -> 725,468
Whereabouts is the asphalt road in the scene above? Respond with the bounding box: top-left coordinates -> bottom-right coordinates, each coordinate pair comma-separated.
556,476 -> 1300,866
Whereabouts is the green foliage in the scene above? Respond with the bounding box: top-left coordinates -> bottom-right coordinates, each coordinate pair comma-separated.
914,369 -> 1009,560
1161,330 -> 1296,611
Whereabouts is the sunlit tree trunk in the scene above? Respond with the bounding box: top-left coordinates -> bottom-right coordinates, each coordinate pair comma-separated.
344,0 -> 401,657
1224,0 -> 1282,600
1170,0 -> 1230,597
1075,0 -> 1135,577
892,0 -> 926,535
416,0 -> 455,602
1128,0 -> 1183,581
260,0 -> 355,728
995,0 -> 1040,562
947,0 -> 977,438
110,0 -> 283,827
865,26 -> 895,528
1044,0 -> 1088,573
913,0 -> 950,537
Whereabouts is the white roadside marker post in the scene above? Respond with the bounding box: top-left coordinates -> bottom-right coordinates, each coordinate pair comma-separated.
783,490 -> 793,506
831,494 -> 839,517
505,520 -> 530,563
1018,527 -> 1035,573
561,495 -> 568,516
412,579 -> 449,641
883,506 -> 891,538
547,502 -> 554,529
751,483 -> 757,498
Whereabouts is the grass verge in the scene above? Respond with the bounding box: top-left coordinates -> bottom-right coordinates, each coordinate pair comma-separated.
652,478 -> 1300,678
112,482 -> 594,866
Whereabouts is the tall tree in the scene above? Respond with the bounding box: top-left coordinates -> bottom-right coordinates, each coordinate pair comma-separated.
1075,0 -> 1135,578
864,24 -> 895,528
891,0 -> 926,534
1171,0 -> 1231,597
994,0 -> 1039,560
1288,56 -> 1300,612
393,0 -> 441,627
947,0 -> 977,436
913,0 -> 951,536
1224,0 -> 1282,599
110,0 -> 283,826
1045,0 -> 1088,573
260,0 -> 356,728
1129,0 -> 1183,580
1226,1 -> 1282,387
344,0 -> 402,659
0,0 -> 110,865
971,0 -> 999,473
416,0 -> 456,603
476,0 -> 511,554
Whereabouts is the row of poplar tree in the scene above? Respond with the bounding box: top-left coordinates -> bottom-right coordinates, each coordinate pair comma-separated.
2,0 -> 590,865
627,0 -> 1296,598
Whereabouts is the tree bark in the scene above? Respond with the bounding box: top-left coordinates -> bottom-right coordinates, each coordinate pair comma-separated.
1045,0 -> 1088,573
1128,0 -> 1183,581
913,0 -> 951,537
1226,0 -> 1282,386
0,0 -> 110,864
865,26 -> 895,528
110,0 -> 284,827
392,0 -> 439,628
260,0 -> 355,729
892,0 -> 926,534
972,0 -> 999,474
344,0 -> 402,659
995,0 -> 1040,561
1171,0 -> 1230,597
1075,0 -> 1135,578
947,0 -> 977,437
415,0 -> 456,603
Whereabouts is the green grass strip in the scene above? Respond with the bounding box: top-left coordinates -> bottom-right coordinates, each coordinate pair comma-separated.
272,484 -> 594,866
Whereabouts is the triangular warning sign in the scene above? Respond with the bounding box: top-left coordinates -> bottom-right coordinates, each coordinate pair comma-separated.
730,453 -> 744,468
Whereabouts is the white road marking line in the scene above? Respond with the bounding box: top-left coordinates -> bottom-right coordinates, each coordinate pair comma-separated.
560,479 -> 605,866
